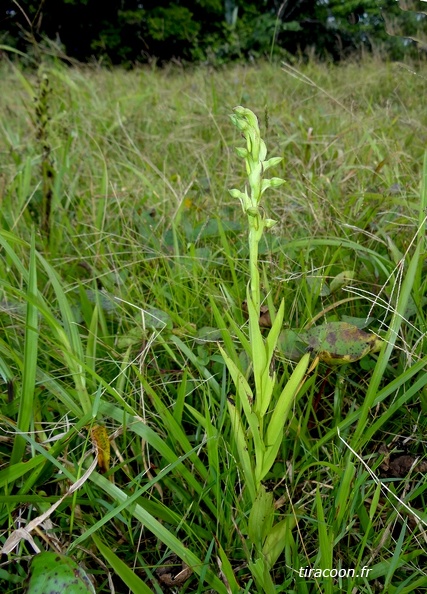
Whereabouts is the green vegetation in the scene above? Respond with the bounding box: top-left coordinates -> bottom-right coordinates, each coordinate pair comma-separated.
1,56 -> 427,593
2,0 -> 426,64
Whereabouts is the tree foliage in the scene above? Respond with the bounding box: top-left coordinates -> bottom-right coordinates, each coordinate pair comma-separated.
1,0 -> 426,64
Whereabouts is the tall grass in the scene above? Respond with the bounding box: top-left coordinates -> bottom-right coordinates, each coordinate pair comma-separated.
0,55 -> 427,593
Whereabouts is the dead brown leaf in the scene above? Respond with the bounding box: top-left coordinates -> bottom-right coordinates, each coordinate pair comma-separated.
156,554 -> 192,587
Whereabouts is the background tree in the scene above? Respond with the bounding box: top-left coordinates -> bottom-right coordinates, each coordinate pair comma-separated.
1,0 -> 425,64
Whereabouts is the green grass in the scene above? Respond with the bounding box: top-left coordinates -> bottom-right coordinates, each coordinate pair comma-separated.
1,55 -> 427,593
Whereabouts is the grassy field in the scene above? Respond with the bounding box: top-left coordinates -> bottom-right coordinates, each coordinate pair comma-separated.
1,56 -> 427,593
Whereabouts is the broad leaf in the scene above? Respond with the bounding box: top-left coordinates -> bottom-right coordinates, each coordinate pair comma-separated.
27,552 -> 95,594
300,322 -> 383,365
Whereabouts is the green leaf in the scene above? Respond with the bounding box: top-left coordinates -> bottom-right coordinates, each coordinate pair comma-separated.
195,326 -> 223,342
37,252 -> 91,414
248,556 -> 276,593
316,488 -> 333,594
219,346 -> 254,415
11,232 -> 38,466
247,293 -> 267,381
306,276 -> 330,296
227,400 -> 256,503
85,473 -> 229,593
340,315 -> 375,329
265,300 -> 285,372
262,516 -> 296,568
248,485 -> 274,549
143,306 -> 172,330
329,270 -> 355,292
261,353 -> 310,481
27,553 -> 95,594
216,540 -> 240,594
334,458 -> 356,528
300,322 -> 383,365
277,328 -> 307,361
262,156 -> 282,171
92,534 -> 153,594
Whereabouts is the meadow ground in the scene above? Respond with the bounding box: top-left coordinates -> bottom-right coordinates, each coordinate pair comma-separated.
1,56 -> 427,593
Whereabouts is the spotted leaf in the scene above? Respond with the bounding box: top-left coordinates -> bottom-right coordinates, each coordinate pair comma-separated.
27,552 -> 95,594
299,322 -> 383,365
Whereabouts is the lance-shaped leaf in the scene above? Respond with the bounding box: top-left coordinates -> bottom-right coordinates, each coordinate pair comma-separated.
255,299 -> 285,419
227,400 -> 256,503
219,345 -> 254,412
263,515 -> 297,569
248,485 -> 274,550
246,294 -> 268,405
260,353 -> 310,482
219,346 -> 264,489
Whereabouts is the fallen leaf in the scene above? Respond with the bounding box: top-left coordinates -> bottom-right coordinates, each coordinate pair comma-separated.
241,301 -> 272,328
156,554 -> 192,587
300,321 -> 383,365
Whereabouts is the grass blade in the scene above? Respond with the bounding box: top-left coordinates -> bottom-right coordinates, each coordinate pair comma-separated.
91,534 -> 154,594
10,232 -> 38,467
